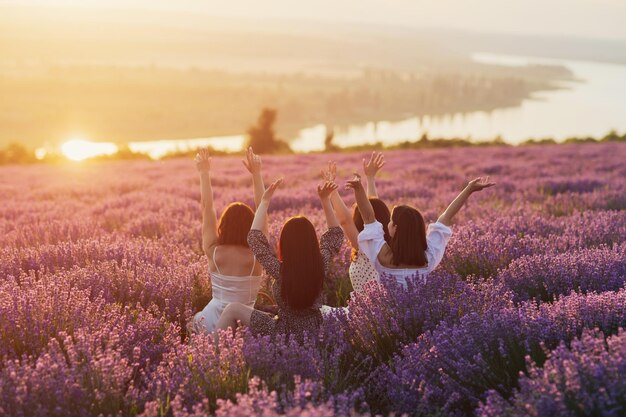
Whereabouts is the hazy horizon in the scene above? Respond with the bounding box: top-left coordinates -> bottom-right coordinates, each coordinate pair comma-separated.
1,0 -> 626,155
3,0 -> 626,41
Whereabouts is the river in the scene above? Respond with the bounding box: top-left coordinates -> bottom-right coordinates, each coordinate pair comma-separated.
128,53 -> 626,157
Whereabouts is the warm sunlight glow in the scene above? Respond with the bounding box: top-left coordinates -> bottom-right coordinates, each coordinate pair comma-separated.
34,147 -> 47,160
128,136 -> 245,159
61,139 -> 118,161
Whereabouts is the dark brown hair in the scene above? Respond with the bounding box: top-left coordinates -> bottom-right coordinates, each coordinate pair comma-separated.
217,202 -> 255,247
352,198 -> 391,260
278,216 -> 324,310
389,205 -> 428,267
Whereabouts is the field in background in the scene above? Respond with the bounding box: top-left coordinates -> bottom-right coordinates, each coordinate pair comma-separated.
0,143 -> 625,416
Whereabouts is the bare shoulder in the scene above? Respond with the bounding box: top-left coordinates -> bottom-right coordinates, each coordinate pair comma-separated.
211,244 -> 258,275
217,244 -> 255,259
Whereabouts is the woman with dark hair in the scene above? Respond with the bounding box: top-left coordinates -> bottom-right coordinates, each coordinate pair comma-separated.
189,147 -> 267,333
215,179 -> 344,341
346,173 -> 495,286
321,152 -> 391,294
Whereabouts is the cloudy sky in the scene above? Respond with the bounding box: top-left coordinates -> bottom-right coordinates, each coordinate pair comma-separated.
4,0 -> 626,39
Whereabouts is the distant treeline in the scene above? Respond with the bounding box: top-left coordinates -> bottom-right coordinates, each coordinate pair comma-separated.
0,63 -> 567,147
1,127 -> 623,166
326,130 -> 626,153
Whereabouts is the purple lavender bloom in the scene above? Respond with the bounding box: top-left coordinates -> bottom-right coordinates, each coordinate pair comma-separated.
0,143 -> 624,416
479,328 -> 626,417
383,288 -> 626,416
499,243 -> 626,303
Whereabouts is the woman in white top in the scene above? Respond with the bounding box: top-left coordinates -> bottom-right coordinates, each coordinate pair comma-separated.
346,173 -> 495,286
321,153 -> 391,294
188,147 -> 267,333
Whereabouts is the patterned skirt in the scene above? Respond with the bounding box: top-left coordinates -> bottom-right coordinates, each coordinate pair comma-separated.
250,308 -> 322,342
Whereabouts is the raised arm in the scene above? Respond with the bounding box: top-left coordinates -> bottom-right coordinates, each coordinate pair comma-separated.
251,178 -> 283,232
242,146 -> 268,236
437,177 -> 495,226
195,149 -> 218,255
322,161 -> 359,248
363,151 -> 385,198
317,181 -> 340,229
242,146 -> 265,209
346,173 -> 376,224
318,181 -> 344,275
248,178 -> 283,278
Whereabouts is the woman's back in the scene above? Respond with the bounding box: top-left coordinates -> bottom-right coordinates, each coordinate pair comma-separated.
358,220 -> 453,286
247,224 -> 344,341
209,244 -> 263,276
191,245 -> 262,333
193,146 -> 272,334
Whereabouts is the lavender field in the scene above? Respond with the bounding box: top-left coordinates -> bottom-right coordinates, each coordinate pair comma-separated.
1,143 -> 625,417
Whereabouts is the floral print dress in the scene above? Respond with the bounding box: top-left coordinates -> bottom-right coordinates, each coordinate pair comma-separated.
247,226 -> 344,340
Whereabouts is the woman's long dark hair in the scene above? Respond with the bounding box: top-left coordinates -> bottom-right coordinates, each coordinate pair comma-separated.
217,202 -> 255,247
352,198 -> 391,260
278,216 -> 324,310
389,205 -> 428,267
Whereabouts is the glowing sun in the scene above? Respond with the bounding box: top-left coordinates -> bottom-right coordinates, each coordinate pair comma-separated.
61,139 -> 118,161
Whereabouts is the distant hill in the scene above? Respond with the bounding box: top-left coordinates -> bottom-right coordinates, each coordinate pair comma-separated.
430,30 -> 626,66
1,5 -> 622,148
0,6 -> 458,72
3,6 -> 624,70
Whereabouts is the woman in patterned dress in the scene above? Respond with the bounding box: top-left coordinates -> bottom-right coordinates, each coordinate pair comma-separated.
215,179 -> 344,341
321,152 -> 391,295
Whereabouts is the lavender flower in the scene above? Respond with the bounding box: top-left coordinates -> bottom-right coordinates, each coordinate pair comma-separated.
479,328 -> 626,417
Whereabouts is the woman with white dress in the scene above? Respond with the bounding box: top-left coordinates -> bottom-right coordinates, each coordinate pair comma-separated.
346,173 -> 495,286
188,147 -> 267,333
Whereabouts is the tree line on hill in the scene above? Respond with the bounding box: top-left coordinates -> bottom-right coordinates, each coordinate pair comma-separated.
0,64 -> 565,147
1,108 -> 625,165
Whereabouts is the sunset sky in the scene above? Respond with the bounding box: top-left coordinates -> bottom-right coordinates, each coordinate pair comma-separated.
4,0 -> 626,40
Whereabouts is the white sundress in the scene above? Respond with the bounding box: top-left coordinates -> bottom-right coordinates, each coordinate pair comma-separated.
190,247 -> 262,333
357,220 -> 453,286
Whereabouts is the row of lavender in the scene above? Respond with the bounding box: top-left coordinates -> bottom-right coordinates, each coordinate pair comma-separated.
0,143 -> 624,416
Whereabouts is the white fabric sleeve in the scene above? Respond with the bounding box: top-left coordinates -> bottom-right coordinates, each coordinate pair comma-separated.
425,222 -> 453,272
357,221 -> 386,266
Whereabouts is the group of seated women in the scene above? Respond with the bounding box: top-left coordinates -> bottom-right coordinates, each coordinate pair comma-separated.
188,147 -> 494,341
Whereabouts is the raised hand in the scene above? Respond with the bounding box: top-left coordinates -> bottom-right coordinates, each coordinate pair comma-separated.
466,177 -> 496,193
345,173 -> 364,191
261,178 -> 283,203
437,176 -> 496,226
195,148 -> 211,173
317,181 -> 338,199
320,161 -> 337,182
242,146 -> 262,176
346,173 -> 375,223
363,151 -> 385,177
